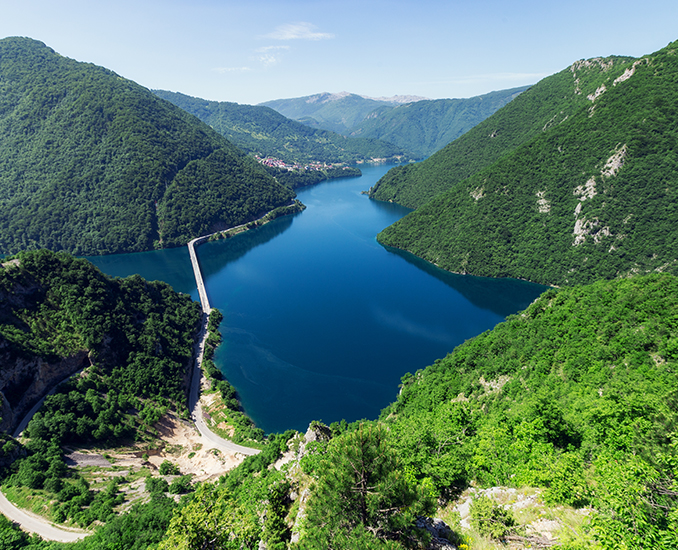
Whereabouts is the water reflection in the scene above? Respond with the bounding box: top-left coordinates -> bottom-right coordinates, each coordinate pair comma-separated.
383,245 -> 549,317
197,215 -> 296,280
85,247 -> 197,297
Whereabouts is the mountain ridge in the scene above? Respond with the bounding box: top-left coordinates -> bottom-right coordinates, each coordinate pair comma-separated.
260,87 -> 528,157
153,89 -> 413,165
375,41 -> 678,286
369,55 -> 635,208
0,37 -> 295,256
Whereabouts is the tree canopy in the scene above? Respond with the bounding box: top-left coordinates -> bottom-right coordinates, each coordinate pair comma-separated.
0,37 -> 295,256
376,42 -> 678,286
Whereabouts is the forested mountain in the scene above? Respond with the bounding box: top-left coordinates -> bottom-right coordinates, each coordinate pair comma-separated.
0,250 -> 202,530
376,41 -> 678,286
261,88 -> 529,158
153,90 -> 413,165
2,37 -> 677,550
379,273 -> 678,548
260,92 -> 407,133
0,250 -> 201,433
369,56 -> 634,208
0,37 -> 295,256
345,87 -> 529,158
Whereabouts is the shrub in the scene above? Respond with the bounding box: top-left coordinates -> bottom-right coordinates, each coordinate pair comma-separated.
469,495 -> 518,540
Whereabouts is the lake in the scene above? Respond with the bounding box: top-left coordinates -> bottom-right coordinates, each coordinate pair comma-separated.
90,164 -> 547,433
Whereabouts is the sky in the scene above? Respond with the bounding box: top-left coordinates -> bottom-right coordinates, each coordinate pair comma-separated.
1,0 -> 677,105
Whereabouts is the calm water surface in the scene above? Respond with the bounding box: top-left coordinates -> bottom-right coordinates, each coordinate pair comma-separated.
90,164 -> 547,434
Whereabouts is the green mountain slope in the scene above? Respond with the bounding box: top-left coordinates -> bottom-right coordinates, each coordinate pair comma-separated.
261,89 -> 528,160
2,268 -> 677,548
369,56 -> 634,208
377,42 -> 678,286
0,249 -> 201,434
0,249 -> 202,527
259,91 -> 396,133
0,37 -> 295,255
153,90 -> 412,165
382,273 -> 678,547
346,87 -> 529,158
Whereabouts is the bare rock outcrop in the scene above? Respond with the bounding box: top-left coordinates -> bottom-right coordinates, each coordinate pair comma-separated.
0,348 -> 91,433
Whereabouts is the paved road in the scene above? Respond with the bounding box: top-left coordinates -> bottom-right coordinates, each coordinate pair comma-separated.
0,228 -> 260,540
187,228 -> 261,457
13,369 -> 86,438
188,313 -> 260,457
0,491 -> 88,542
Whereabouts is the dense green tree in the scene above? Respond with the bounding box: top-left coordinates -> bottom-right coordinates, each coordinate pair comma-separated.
376,42 -> 678,286
300,423 -> 434,549
156,483 -> 259,550
0,37 -> 295,255
382,273 -> 678,547
369,54 -> 634,208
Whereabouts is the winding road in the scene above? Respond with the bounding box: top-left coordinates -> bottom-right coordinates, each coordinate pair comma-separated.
1,225 -> 265,540
0,492 -> 88,542
187,311 -> 260,457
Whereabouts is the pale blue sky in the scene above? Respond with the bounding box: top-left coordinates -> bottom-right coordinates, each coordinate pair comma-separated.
2,0 -> 677,105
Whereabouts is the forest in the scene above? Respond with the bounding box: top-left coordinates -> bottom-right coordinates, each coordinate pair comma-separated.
153,90 -> 413,166
368,55 -> 634,209
2,271 -> 676,549
0,37 -> 677,550
0,37 -> 295,256
376,41 -> 678,286
0,249 -> 202,530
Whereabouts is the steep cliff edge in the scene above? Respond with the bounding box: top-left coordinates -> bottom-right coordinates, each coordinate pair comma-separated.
0,346 -> 91,434
0,250 -> 202,437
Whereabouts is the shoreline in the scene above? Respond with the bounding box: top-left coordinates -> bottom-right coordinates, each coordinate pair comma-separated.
185,201 -> 306,454
187,199 -> 305,313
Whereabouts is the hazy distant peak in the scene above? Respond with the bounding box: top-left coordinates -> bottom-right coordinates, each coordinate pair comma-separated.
303,92 -> 430,105
305,92 -> 353,104
360,94 -> 430,103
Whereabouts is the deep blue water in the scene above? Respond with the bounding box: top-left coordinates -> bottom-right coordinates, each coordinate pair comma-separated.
90,164 -> 547,434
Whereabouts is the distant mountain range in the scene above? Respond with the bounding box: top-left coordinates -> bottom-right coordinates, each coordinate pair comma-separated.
374,42 -> 678,286
0,37 -> 295,255
153,90 -> 413,165
260,88 -> 529,158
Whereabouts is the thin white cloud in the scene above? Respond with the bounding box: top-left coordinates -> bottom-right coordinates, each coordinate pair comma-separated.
255,45 -> 290,67
263,22 -> 334,41
256,46 -> 291,53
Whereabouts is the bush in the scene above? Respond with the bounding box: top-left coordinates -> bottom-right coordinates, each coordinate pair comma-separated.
469,495 -> 518,540
168,475 -> 193,494
159,460 -> 180,476
146,476 -> 169,495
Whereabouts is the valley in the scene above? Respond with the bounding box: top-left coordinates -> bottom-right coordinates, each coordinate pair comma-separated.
0,33 -> 677,550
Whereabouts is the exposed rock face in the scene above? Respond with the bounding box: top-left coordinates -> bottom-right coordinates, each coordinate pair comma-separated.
0,347 -> 91,433
296,422 -> 332,460
415,517 -> 456,549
